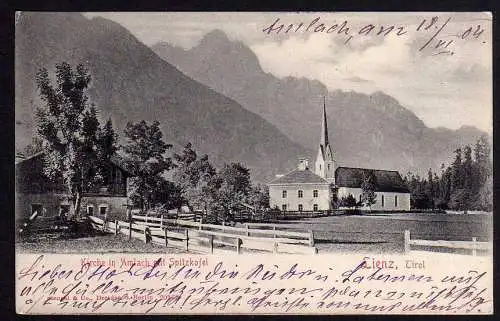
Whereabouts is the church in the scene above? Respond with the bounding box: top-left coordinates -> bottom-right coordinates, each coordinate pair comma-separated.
268,100 -> 411,212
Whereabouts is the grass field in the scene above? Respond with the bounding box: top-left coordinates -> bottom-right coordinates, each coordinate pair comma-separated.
16,231 -> 186,254
269,212 -> 493,254
16,212 -> 492,255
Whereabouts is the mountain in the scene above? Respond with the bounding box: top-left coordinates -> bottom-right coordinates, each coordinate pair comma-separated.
15,13 -> 312,182
152,30 -> 487,175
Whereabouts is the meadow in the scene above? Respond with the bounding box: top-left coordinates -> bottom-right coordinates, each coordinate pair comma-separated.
16,212 -> 492,255
271,212 -> 493,254
16,231 -> 185,254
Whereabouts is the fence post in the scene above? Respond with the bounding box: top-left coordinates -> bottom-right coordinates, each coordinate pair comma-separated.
403,230 -> 411,254
246,224 -> 250,236
210,235 -> 214,254
273,225 -> 276,238
160,214 -> 164,229
199,217 -> 203,230
308,230 -> 315,246
273,241 -> 278,254
129,219 -> 132,240
472,237 -> 477,256
164,229 -> 168,247
236,238 -> 241,254
115,220 -> 118,235
185,229 -> 189,251
144,228 -> 148,243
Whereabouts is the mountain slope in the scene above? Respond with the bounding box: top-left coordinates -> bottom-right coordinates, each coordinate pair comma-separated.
152,31 -> 486,174
15,13 -> 311,182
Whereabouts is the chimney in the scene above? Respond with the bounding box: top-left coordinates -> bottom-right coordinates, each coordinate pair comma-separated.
298,158 -> 309,171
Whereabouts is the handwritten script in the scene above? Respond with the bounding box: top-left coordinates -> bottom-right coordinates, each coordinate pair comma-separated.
262,15 -> 490,56
16,254 -> 492,314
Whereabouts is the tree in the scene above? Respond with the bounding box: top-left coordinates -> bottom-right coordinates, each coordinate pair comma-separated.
212,162 -> 252,221
150,179 -> 184,210
123,120 -> 173,210
472,136 -> 492,211
473,175 -> 493,211
330,187 -> 339,209
450,148 -> 463,191
35,62 -> 116,219
449,188 -> 473,212
183,156 -> 217,214
426,168 -> 436,209
172,143 -> 217,213
339,194 -> 358,208
22,136 -> 44,158
247,184 -> 270,211
360,171 -> 377,209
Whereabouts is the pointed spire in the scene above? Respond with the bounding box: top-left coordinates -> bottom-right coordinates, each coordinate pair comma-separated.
320,96 -> 329,147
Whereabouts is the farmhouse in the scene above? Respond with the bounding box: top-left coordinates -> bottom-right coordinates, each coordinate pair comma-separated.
15,152 -> 133,224
268,100 -> 410,212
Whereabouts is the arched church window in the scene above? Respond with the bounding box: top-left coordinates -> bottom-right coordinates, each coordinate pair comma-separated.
298,204 -> 303,212
328,164 -> 331,171
282,190 -> 287,198
298,190 -> 303,198
381,195 -> 385,207
395,196 -> 398,207
313,190 -> 318,198
313,204 -> 319,211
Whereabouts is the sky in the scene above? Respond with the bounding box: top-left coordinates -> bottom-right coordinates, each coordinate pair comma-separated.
85,12 -> 492,133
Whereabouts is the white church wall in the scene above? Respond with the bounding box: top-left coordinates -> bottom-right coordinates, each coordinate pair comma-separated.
269,184 -> 331,211
337,187 -> 410,211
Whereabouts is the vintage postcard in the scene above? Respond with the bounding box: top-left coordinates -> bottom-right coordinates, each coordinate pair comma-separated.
15,12 -> 493,314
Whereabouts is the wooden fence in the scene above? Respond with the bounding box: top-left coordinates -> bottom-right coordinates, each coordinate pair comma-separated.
403,230 -> 492,256
88,215 -> 317,255
133,215 -> 314,244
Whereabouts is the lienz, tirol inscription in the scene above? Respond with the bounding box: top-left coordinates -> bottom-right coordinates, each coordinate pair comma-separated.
17,255 -> 490,314
263,15 -> 487,56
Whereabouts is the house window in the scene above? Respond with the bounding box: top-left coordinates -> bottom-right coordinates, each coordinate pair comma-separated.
313,190 -> 318,198
381,195 -> 385,207
395,196 -> 398,207
313,204 -> 319,211
298,190 -> 303,198
99,205 -> 108,217
298,204 -> 303,212
282,204 -> 287,211
282,190 -> 287,198
87,205 -> 94,216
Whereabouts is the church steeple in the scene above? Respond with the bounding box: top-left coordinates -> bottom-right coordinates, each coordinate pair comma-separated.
315,96 -> 335,183
321,96 -> 329,147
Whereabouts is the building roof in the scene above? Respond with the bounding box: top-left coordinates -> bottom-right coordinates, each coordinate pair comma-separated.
269,169 -> 329,185
16,152 -> 135,176
335,167 -> 410,193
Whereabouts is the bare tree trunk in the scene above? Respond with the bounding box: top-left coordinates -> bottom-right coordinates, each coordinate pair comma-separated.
71,184 -> 83,220
74,191 -> 82,220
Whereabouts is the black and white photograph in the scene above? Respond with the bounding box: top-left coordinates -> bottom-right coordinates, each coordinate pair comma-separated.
15,12 -> 492,257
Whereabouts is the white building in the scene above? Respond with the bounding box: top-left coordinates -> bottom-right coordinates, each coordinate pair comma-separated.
269,159 -> 332,212
268,99 -> 411,212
